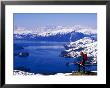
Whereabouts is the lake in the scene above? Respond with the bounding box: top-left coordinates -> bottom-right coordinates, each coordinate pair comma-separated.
14,39 -> 97,75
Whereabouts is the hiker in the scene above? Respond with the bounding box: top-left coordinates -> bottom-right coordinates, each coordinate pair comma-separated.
65,51 -> 88,73
80,51 -> 88,73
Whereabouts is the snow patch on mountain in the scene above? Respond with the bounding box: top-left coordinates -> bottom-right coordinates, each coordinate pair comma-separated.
76,28 -> 97,35
38,28 -> 74,36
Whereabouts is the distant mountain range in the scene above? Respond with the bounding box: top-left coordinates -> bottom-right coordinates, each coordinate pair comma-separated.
14,25 -> 97,42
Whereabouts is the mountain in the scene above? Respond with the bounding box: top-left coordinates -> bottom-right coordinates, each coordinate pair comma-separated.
14,25 -> 97,42
61,37 -> 97,63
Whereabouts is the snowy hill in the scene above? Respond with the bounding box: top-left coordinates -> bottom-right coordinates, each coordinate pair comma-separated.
62,37 -> 97,63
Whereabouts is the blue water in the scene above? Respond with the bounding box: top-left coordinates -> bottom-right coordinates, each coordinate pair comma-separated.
14,40 -> 97,75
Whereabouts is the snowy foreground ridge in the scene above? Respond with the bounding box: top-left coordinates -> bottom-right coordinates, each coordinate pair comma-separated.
13,70 -> 72,76
64,37 -> 97,63
13,70 -> 97,76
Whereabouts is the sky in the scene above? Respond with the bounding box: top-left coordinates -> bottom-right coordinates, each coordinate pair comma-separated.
14,13 -> 97,30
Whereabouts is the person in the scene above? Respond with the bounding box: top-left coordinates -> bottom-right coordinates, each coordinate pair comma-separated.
65,51 -> 88,73
80,51 -> 88,73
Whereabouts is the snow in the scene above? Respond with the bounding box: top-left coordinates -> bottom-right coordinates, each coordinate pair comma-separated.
14,25 -> 97,37
13,25 -> 97,76
13,70 -> 35,76
14,27 -> 32,34
64,37 -> 97,63
38,28 -> 73,36
76,28 -> 97,35
13,70 -> 97,76
37,26 -> 96,36
13,70 -> 71,76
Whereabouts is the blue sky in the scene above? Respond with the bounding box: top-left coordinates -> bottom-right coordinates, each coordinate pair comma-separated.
14,13 -> 97,30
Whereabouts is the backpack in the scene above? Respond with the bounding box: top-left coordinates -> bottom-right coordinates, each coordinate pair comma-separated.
84,54 -> 88,61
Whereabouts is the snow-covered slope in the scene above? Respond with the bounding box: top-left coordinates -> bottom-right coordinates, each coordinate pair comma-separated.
13,70 -> 73,76
62,37 -> 97,63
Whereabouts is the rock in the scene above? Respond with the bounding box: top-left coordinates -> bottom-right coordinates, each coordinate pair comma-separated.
60,50 -> 78,58
18,52 -> 29,57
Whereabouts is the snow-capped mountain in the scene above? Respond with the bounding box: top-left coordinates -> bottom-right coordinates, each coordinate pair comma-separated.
14,25 -> 97,42
14,25 -> 96,35
76,28 -> 97,35
14,27 -> 33,34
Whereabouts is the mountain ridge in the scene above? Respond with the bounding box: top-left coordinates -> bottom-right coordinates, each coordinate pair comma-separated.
14,25 -> 97,42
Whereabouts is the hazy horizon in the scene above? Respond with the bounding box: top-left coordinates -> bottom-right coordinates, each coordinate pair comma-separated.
14,13 -> 97,32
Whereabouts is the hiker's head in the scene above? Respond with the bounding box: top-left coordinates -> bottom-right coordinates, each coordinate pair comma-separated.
84,52 -> 87,54
80,52 -> 84,56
